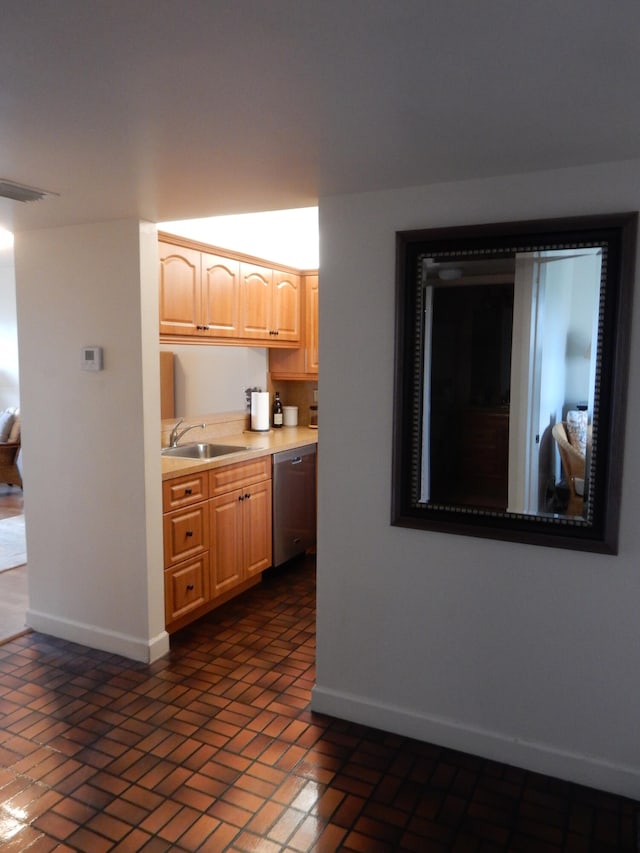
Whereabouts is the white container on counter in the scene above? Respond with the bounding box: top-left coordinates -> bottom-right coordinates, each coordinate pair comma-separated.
283,405 -> 298,426
250,391 -> 270,431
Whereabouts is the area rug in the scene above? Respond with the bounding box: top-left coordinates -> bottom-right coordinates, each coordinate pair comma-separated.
0,515 -> 26,573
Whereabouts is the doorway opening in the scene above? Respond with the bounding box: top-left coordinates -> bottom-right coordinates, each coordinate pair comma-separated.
0,485 -> 27,641
0,240 -> 27,643
429,282 -> 514,510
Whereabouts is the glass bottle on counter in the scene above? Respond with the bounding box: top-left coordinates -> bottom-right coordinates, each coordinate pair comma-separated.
273,391 -> 283,428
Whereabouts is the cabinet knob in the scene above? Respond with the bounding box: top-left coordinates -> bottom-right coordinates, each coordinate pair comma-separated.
245,493 -> 251,500
186,584 -> 194,591
238,495 -> 244,501
185,488 -> 192,495
186,530 -> 193,537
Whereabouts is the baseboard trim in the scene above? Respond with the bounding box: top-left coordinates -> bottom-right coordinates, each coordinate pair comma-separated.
25,608 -> 170,663
311,685 -> 640,800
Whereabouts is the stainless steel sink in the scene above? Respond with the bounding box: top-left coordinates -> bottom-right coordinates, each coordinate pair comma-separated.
161,442 -> 246,459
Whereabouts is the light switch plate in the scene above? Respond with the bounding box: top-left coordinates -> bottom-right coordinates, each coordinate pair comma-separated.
81,346 -> 103,371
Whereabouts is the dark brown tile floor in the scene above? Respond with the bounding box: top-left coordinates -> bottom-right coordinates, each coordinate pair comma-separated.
0,555 -> 638,852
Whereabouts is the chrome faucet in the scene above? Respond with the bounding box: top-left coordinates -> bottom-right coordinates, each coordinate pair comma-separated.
169,418 -> 206,447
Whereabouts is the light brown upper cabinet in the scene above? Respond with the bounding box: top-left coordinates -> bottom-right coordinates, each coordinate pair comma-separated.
159,233 -> 302,347
240,263 -> 301,342
305,273 -> 319,373
273,270 -> 301,341
201,252 -> 242,338
158,242 -> 201,337
240,262 -> 272,340
270,273 -> 319,379
159,240 -> 241,340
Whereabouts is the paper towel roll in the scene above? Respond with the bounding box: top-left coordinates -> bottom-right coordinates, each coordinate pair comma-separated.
250,391 -> 270,431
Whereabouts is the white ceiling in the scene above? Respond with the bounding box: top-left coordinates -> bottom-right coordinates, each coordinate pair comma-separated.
2,1 -> 640,237
160,207 -> 319,269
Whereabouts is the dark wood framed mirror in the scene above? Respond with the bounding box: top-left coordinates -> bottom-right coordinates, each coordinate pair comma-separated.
392,213 -> 637,553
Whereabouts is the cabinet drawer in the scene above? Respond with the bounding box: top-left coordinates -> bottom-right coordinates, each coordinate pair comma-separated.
165,553 -> 210,623
163,471 -> 209,510
209,456 -> 272,496
163,503 -> 209,567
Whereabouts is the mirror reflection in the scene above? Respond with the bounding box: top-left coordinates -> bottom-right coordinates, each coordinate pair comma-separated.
392,212 -> 637,553
422,248 -> 602,521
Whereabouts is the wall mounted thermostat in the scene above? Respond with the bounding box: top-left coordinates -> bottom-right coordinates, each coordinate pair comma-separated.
81,346 -> 103,371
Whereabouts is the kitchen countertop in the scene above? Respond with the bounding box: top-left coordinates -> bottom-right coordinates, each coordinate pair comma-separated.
161,426 -> 318,480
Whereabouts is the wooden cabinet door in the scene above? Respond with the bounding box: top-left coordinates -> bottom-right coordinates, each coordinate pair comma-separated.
242,478 -> 272,578
305,274 -> 319,374
210,489 -> 244,597
209,456 -> 272,497
163,460 -> 274,629
201,252 -> 241,338
163,471 -> 209,511
163,502 -> 209,567
272,271 -> 300,341
159,242 -> 202,336
164,553 -> 210,623
240,262 -> 273,340
269,272 -> 318,378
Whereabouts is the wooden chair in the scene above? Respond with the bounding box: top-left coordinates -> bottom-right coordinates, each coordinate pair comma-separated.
552,422 -> 584,516
0,411 -> 22,488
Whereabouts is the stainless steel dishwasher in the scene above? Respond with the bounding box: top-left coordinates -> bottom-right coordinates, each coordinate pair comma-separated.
272,444 -> 317,566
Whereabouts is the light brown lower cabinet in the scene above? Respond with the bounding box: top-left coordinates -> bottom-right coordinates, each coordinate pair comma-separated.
164,553 -> 210,624
163,456 -> 272,633
210,478 -> 272,596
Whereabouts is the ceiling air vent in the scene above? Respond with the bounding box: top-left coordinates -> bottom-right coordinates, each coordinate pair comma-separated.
0,179 -> 56,203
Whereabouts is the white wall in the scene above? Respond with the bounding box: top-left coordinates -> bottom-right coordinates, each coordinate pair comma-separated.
0,257 -> 20,409
313,159 -> 640,798
15,220 -> 168,662
539,259 -> 571,430
160,342 -> 267,417
565,254 -> 600,407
